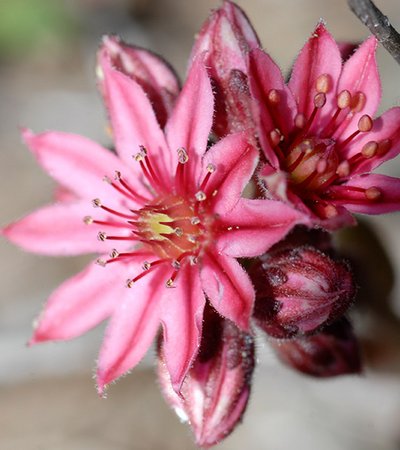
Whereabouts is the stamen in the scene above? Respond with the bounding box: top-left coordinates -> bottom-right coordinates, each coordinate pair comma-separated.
316,159 -> 327,174
267,89 -> 281,105
96,258 -> 107,267
287,150 -> 306,172
199,164 -> 215,192
110,249 -> 119,258
358,115 -> 373,132
295,93 -> 326,143
92,199 -> 135,220
126,258 -> 170,287
83,216 -> 93,225
321,90 -> 352,137
91,219 -> 129,228
97,231 -> 139,242
365,186 -> 382,201
115,171 -> 150,203
97,231 -> 107,241
314,92 -> 327,109
195,191 -> 207,202
177,147 -> 189,164
377,139 -> 391,156
337,114 -> 373,151
315,74 -> 331,93
336,160 -> 350,178
361,141 -> 378,158
175,147 -> 188,193
337,90 -> 352,109
351,92 -> 366,112
269,129 -> 283,146
294,113 -> 306,129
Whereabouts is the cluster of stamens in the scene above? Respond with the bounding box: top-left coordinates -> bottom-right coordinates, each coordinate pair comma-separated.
266,73 -> 389,218
84,146 -> 216,288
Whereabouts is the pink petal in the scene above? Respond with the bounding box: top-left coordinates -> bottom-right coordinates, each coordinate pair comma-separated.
248,48 -> 297,168
99,51 -> 172,182
2,201 -> 130,256
337,36 -> 380,136
30,259 -> 131,344
203,131 -> 259,214
200,251 -> 254,330
221,0 -> 260,49
99,35 -> 180,128
22,129 -> 136,204
192,0 -> 259,73
216,198 -> 306,257
288,23 -> 342,132
343,107 -> 400,175
191,1 -> 259,136
161,263 -> 205,393
165,56 -> 213,178
97,263 -> 168,393
330,174 -> 400,214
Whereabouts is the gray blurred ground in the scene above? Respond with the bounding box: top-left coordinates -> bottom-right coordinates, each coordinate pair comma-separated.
1,0 -> 400,449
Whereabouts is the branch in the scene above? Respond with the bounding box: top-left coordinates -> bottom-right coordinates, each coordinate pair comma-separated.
347,0 -> 400,65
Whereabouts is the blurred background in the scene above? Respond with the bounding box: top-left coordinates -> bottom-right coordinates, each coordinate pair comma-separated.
1,0 -> 400,449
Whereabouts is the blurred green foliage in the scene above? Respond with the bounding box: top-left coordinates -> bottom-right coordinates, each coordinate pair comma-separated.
0,0 -> 78,59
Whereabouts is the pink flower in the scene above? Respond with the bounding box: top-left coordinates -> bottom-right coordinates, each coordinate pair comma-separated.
251,244 -> 356,338
158,303 -> 254,448
191,0 -> 259,137
248,23 -> 400,228
3,37 -> 303,394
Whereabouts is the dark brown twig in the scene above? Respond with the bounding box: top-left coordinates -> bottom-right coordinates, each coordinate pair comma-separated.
347,0 -> 400,65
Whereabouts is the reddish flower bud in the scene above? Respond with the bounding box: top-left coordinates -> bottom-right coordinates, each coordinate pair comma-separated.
158,304 -> 255,448
271,317 -> 362,377
98,35 -> 180,127
251,246 -> 356,338
191,1 -> 260,137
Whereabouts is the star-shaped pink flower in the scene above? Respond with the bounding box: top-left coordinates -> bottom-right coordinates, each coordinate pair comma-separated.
248,23 -> 400,228
3,37 -> 303,394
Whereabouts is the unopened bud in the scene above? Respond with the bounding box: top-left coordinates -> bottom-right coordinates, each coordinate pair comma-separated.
158,304 -> 255,448
271,317 -> 362,377
251,246 -> 356,338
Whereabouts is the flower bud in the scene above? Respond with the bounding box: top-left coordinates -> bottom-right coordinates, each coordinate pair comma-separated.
191,1 -> 260,137
158,304 -> 255,448
98,35 -> 180,127
271,317 -> 362,377
251,246 -> 356,338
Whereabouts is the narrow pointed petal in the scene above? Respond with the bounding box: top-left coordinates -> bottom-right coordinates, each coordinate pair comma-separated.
191,1 -> 260,136
98,35 -> 180,128
97,264 -> 168,393
200,252 -> 254,330
2,201 -> 129,255
288,23 -> 342,131
330,174 -> 400,214
161,264 -> 205,393
22,129 -> 137,203
217,198 -> 306,257
343,107 -> 400,174
165,56 -> 213,176
248,48 -> 297,167
30,260 -> 130,344
337,36 -> 380,135
203,131 -> 258,214
99,51 -> 171,179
